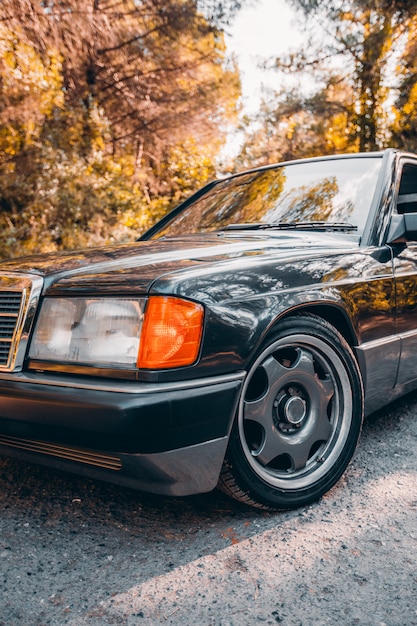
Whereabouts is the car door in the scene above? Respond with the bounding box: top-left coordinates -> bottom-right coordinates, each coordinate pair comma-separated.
391,158 -> 417,386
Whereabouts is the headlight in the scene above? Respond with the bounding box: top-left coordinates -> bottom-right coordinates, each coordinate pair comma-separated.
29,295 -> 204,370
29,297 -> 146,367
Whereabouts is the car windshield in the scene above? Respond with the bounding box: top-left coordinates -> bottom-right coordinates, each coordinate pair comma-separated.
150,156 -> 382,239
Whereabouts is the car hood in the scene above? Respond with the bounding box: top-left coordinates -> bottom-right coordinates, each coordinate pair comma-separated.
0,231 -> 358,297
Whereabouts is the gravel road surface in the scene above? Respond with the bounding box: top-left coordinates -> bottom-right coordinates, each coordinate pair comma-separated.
1,391 -> 416,626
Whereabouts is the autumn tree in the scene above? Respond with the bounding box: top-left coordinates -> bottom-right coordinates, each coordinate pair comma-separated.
234,81 -> 357,170
236,0 -> 417,169
0,0 -> 243,257
390,11 -> 417,151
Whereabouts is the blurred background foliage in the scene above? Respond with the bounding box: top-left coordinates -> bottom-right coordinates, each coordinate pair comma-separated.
235,0 -> 417,169
2,0 -> 417,258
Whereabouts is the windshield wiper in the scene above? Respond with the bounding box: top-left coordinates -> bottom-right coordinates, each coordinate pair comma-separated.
224,221 -> 358,232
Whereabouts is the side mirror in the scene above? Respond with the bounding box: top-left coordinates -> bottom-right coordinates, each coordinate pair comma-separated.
387,213 -> 417,243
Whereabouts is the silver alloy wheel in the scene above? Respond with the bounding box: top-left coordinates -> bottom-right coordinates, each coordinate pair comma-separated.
238,333 -> 353,491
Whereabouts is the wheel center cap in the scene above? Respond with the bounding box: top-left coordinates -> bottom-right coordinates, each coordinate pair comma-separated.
283,395 -> 307,425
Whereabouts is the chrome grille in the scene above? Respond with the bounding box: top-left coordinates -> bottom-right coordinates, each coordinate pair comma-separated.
0,291 -> 24,366
0,274 -> 43,372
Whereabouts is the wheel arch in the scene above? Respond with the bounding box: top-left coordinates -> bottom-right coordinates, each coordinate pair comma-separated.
262,303 -> 359,359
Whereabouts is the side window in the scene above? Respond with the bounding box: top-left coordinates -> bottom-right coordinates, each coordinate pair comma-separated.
397,163 -> 417,214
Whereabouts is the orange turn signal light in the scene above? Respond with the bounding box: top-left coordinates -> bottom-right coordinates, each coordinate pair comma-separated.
137,296 -> 204,369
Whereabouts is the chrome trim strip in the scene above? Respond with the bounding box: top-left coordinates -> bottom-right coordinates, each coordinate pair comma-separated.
0,370 -> 245,394
355,333 -> 400,351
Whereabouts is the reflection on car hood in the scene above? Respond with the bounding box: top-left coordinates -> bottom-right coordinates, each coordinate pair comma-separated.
0,231 -> 358,295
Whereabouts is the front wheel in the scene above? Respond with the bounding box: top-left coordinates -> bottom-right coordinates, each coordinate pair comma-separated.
219,315 -> 364,510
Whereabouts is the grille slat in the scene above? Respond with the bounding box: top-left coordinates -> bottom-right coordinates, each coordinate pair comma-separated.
0,342 -> 11,365
0,318 -> 18,338
0,292 -> 23,314
0,344 -> 11,365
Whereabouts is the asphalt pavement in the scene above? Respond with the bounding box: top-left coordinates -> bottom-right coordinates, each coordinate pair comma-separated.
1,390 -> 416,625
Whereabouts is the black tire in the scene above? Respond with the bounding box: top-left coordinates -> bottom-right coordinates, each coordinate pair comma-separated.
219,314 -> 364,510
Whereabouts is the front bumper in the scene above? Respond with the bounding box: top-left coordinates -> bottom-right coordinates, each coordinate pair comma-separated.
0,372 -> 244,496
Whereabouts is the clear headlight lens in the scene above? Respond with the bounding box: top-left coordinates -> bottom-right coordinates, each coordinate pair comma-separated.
29,297 -> 146,367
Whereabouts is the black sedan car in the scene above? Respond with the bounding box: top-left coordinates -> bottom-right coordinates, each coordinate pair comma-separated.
1,149 -> 417,510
